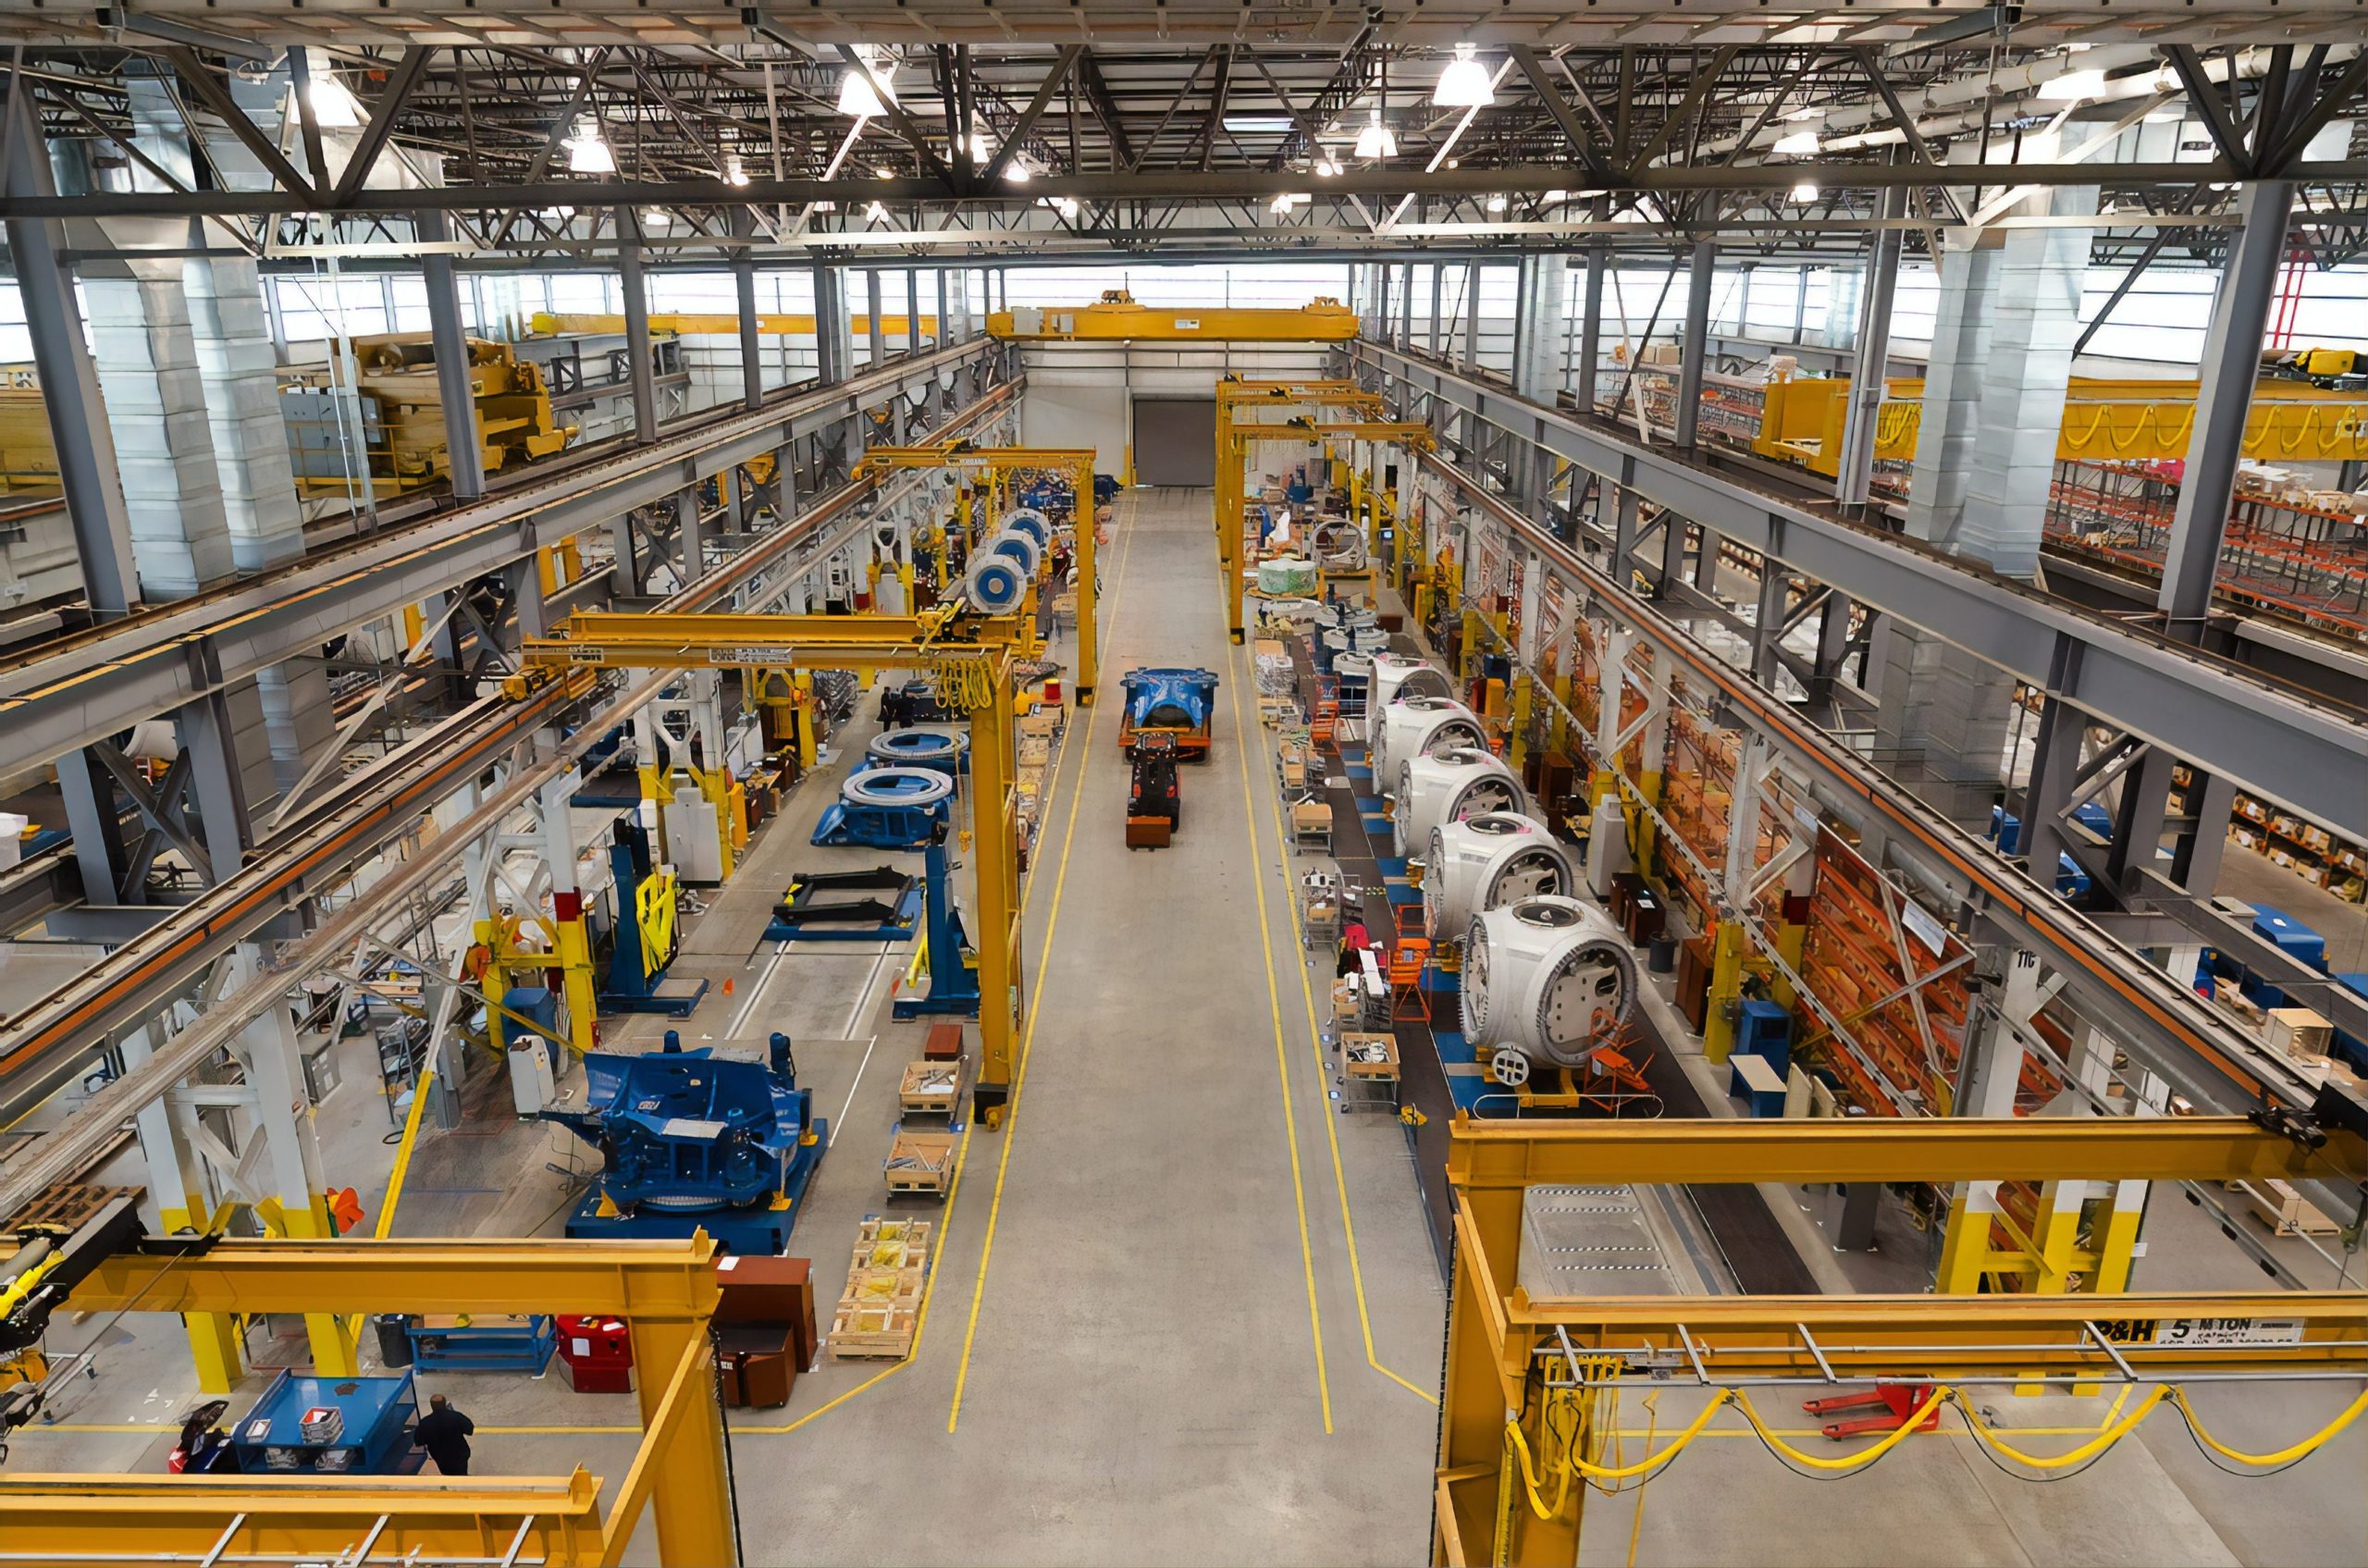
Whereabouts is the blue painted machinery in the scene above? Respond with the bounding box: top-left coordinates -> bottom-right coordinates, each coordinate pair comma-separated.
598,820 -> 709,1017
892,820 -> 979,1019
811,765 -> 956,849
543,1031 -> 825,1254
230,1369 -> 422,1475
1118,667 -> 1219,759
401,1314 -> 559,1375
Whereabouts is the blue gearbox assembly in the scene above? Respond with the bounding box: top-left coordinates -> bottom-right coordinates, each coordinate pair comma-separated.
1119,667 -> 1220,758
543,1032 -> 825,1253
999,507 -> 1051,549
810,765 -> 955,849
964,551 -> 1030,613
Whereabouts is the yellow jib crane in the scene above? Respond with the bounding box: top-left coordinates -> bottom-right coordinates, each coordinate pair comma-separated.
1215,389 -> 1434,643
856,441 -> 1104,704
524,608 -> 1033,1122
1439,1115 -> 2368,1567
0,1235 -> 731,1566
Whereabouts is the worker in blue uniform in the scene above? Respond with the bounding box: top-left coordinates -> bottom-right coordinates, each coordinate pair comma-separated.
412,1393 -> 475,1475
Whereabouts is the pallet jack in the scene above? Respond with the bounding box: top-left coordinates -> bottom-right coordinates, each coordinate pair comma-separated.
1801,1383 -> 1942,1439
1127,732 -> 1180,850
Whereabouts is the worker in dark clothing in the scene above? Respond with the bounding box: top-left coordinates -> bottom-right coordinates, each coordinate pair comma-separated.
413,1392 -> 475,1475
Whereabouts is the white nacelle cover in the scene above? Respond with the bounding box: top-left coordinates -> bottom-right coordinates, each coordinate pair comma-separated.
1461,895 -> 1638,1066
1374,694 -> 1485,785
1371,652 -> 1454,711
1395,746 -> 1526,857
1424,813 -> 1578,942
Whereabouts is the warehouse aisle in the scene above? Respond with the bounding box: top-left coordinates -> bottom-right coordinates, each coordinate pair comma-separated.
762,488 -> 1443,1564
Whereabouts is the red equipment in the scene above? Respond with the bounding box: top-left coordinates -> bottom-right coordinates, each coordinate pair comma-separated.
1801,1383 -> 1942,1439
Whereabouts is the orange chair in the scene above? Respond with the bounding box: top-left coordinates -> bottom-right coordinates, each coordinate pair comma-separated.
1389,938 -> 1432,1022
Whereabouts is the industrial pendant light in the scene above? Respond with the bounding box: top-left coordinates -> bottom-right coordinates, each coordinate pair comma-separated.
838,46 -> 897,117
565,116 -> 616,174
300,72 -> 364,130
1354,109 -> 1397,161
1433,43 -> 1496,109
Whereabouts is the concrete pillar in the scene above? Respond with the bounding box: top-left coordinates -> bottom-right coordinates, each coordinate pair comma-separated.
418,213 -> 485,500
2157,180 -> 2294,641
1675,241 -> 1715,451
617,212 -> 659,441
3,87 -> 138,616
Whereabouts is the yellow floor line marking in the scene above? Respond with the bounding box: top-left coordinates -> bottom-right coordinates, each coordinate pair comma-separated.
944,512 -> 1140,1434
1226,655 -> 1337,1435
735,525 -> 1126,1441
1234,635 -> 1440,1410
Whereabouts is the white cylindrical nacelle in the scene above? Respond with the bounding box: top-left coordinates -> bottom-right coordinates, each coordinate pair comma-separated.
1461,895 -> 1638,1069
1374,695 -> 1485,785
1395,746 -> 1525,857
999,508 -> 1051,548
964,552 -> 1029,613
1371,652 -> 1453,711
1424,814 -> 1577,944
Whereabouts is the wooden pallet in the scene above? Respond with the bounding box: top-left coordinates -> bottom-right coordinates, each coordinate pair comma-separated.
898,1060 -> 962,1115
843,1265 -> 926,1304
884,1130 -> 957,1195
851,1217 -> 933,1272
828,1301 -> 920,1360
9,1183 -> 141,1231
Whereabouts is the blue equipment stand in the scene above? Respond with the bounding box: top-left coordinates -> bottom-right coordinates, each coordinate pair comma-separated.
892,830 -> 980,1019
765,866 -> 923,943
402,1314 -> 560,1375
598,825 -> 709,1017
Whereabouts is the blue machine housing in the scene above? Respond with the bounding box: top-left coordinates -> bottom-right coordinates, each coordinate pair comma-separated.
811,768 -> 955,849
1119,667 -> 1219,748
543,1032 -> 825,1253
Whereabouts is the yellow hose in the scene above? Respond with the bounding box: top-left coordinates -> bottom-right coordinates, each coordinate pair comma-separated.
1728,1385 -> 1948,1471
1953,1385 -> 2169,1467
2169,1385 -> 2368,1467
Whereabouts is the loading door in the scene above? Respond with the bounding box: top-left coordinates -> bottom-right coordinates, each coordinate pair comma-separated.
1129,396 -> 1217,487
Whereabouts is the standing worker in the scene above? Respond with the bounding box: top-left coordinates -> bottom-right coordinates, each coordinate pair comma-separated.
412,1392 -> 476,1475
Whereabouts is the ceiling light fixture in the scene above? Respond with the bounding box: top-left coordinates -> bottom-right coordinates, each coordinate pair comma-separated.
1353,108 -> 1397,161
1314,156 -> 1341,177
864,200 -> 888,221
564,116 -> 615,174
1271,191 -> 1308,214
299,72 -> 364,130
1486,192 -> 1508,214
1771,124 -> 1821,155
1790,179 -> 1820,204
724,154 -> 749,186
838,46 -> 897,117
1005,158 -> 1032,183
1433,42 -> 1497,109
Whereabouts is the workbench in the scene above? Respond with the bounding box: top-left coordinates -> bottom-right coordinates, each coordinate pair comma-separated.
1290,798 -> 1334,854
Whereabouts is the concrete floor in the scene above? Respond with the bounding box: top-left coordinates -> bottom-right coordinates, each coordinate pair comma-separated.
9,489 -> 2367,1565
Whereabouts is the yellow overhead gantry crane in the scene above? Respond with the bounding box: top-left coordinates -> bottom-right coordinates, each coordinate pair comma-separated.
1439,1115 -> 2368,1567
1215,397 -> 1435,643
524,608 -> 1032,1121
989,290 -> 1361,342
856,441 -> 1103,705
0,1235 -> 731,1566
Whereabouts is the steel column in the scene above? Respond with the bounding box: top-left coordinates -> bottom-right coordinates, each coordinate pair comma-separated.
867,269 -> 886,365
1578,229 -> 1607,415
617,212 -> 659,442
734,244 -> 764,413
1675,241 -> 1716,451
2157,180 -> 2297,641
5,87 -> 138,617
811,259 -> 845,385
418,212 -> 484,501
1460,262 -> 1481,368
1834,184 -> 1906,511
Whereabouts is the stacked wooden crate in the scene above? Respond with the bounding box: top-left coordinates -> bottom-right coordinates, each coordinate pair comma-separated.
830,1218 -> 933,1360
